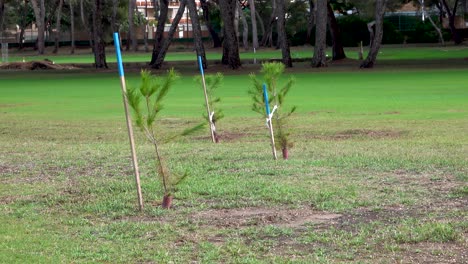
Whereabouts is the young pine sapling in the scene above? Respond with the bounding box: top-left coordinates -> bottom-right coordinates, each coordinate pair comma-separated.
249,62 -> 296,159
195,72 -> 224,143
126,69 -> 203,209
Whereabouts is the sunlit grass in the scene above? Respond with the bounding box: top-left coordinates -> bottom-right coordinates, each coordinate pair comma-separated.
0,67 -> 467,262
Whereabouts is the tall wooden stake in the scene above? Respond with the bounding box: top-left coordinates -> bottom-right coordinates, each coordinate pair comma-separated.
198,56 -> 216,143
263,84 -> 277,160
113,32 -> 144,211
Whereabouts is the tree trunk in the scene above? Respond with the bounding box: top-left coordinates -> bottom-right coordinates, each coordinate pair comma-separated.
112,0 -> 118,33
222,27 -> 229,64
0,0 -> 5,38
150,0 -> 169,65
306,0 -> 315,44
31,0 -> 46,54
70,0 -> 75,54
312,0 -> 327,67
418,0 -> 444,46
238,1 -> 249,50
441,0 -> 462,44
153,0 -> 159,16
144,0 -> 149,52
261,0 -> 276,47
187,0 -> 207,68
53,0 -> 64,54
277,0 -> 292,67
360,0 -> 387,68
255,10 -> 265,38
81,0 -> 93,49
152,0 -> 187,69
200,0 -> 222,48
234,1 -> 239,42
92,0 -> 107,68
327,2 -> 346,60
128,0 -> 138,51
18,0 -> 29,50
18,28 -> 25,50
248,0 -> 259,49
219,0 -> 241,69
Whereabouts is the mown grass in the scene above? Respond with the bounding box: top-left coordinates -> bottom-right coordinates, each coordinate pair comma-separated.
5,45 -> 468,64
0,66 -> 467,263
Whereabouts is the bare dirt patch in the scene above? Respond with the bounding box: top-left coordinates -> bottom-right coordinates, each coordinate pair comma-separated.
192,207 -> 341,229
375,242 -> 467,264
193,131 -> 257,143
307,129 -> 407,140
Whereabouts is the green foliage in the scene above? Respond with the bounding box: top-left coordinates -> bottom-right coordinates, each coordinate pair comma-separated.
405,18 -> 451,44
126,69 -> 201,196
194,72 -> 225,124
392,219 -> 459,243
249,62 -> 297,153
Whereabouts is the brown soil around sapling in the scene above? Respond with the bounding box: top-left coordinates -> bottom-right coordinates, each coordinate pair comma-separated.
191,207 -> 341,229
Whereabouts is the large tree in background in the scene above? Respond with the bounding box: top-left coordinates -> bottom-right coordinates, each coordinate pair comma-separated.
416,0 -> 445,45
128,0 -> 137,51
248,0 -> 259,49
69,0 -> 76,53
7,0 -> 34,50
30,0 -> 46,54
0,0 -> 5,38
219,0 -> 241,69
200,0 -> 222,48
440,0 -> 463,44
327,1 -> 346,60
152,0 -> 187,68
187,0 -> 207,68
306,0 -> 315,44
360,0 -> 387,68
150,0 -> 169,66
277,0 -> 292,67
238,1 -> 249,50
261,0 -> 277,47
92,0 -> 107,68
53,0 -> 64,54
312,0 -> 327,67
80,0 -> 93,49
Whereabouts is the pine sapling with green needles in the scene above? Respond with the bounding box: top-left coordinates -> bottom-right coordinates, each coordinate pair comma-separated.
249,62 -> 296,159
195,72 -> 224,143
126,69 -> 203,209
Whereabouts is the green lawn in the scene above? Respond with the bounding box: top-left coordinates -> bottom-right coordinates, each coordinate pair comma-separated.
6,45 -> 468,64
0,68 -> 467,263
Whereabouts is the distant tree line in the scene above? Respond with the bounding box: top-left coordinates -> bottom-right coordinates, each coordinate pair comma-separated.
0,0 -> 466,69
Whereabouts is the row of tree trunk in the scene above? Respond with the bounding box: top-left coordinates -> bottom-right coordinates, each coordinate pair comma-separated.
23,0 -> 464,70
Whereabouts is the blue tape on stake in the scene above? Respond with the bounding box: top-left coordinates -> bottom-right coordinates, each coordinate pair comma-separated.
263,84 -> 270,116
197,56 -> 204,76
113,32 -> 124,77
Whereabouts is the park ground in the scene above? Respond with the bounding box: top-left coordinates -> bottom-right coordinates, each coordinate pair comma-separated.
0,45 -> 467,263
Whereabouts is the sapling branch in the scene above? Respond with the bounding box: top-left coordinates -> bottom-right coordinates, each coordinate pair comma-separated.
126,69 -> 203,208
249,62 -> 297,160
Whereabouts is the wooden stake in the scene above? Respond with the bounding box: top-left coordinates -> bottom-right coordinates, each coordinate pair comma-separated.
113,32 -> 144,211
198,56 -> 216,143
263,84 -> 277,160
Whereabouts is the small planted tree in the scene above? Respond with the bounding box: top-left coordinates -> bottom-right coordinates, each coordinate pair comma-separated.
195,72 -> 224,143
249,62 -> 296,159
126,69 -> 202,209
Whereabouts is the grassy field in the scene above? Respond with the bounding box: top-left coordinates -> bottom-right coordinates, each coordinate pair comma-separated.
5,45 -> 468,64
0,66 -> 467,263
